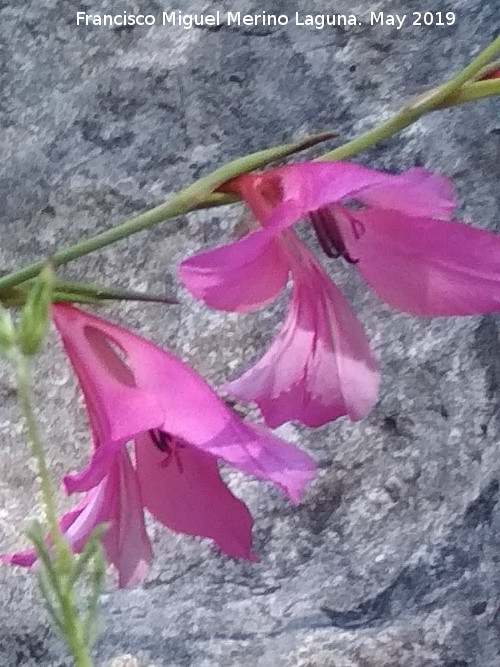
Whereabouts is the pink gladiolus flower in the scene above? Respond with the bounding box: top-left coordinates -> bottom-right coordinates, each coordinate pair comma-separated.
4,304 -> 315,587
179,162 -> 500,428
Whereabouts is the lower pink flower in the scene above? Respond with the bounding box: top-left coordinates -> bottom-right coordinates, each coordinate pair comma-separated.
3,304 -> 315,586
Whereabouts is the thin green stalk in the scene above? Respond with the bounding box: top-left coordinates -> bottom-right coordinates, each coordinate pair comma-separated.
435,78 -> 500,108
0,194 -> 200,292
0,133 -> 333,292
411,34 -> 500,111
16,355 -> 93,667
16,356 -> 60,543
57,590 -> 93,667
317,109 -> 422,161
319,35 -> 500,161
0,38 -> 498,290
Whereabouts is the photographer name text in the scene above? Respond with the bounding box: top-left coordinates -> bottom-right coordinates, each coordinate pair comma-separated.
76,10 -> 457,30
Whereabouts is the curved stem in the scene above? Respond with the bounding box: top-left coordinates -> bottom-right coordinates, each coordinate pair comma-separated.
16,356 -> 60,542
319,35 -> 500,161
0,195 -> 196,292
410,34 -> 500,112
0,134 -> 332,292
16,355 -> 93,667
435,78 -> 500,108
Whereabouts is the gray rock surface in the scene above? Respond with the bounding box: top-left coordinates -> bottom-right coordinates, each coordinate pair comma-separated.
0,0 -> 499,665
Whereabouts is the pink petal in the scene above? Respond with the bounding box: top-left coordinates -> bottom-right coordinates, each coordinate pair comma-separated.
235,162 -> 402,217
54,305 -> 315,503
63,439 -> 124,494
150,370 -> 316,502
1,500 -> 95,568
135,433 -> 257,561
341,208 -> 500,316
179,162 -> 410,313
147,364 -> 316,502
225,233 -> 379,427
96,450 -> 152,588
52,304 -> 164,446
357,168 -> 455,219
1,548 -> 38,567
64,450 -> 152,588
194,420 -> 315,504
5,450 -> 152,588
178,209 -> 295,312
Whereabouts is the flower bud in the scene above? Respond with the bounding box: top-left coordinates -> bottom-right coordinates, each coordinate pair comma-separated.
17,264 -> 53,356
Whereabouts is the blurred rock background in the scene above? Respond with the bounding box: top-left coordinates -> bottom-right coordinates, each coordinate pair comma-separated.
0,0 -> 498,665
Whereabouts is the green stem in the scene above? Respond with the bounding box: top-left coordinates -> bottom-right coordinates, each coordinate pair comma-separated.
317,109 -> 420,161
411,34 -> 500,111
16,356 -> 60,543
57,592 -> 93,667
16,355 -> 93,667
0,195 -> 200,292
0,133 -> 333,292
435,78 -> 500,108
0,38 -> 498,290
319,35 -> 500,161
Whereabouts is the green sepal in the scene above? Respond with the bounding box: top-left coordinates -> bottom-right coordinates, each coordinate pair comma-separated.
0,305 -> 15,354
16,264 -> 53,356
1,279 -> 178,307
52,280 -> 178,305
178,130 -> 338,207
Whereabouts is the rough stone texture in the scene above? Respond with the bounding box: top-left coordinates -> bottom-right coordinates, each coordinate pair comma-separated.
0,0 -> 499,665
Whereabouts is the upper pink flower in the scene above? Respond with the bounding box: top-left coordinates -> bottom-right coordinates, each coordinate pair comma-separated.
4,304 -> 315,587
179,162 -> 500,427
